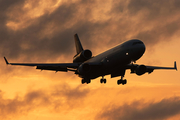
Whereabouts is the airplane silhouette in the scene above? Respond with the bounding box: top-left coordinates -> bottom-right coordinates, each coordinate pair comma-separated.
4,34 -> 177,85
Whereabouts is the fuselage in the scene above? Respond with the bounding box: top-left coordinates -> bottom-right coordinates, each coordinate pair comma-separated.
79,39 -> 146,79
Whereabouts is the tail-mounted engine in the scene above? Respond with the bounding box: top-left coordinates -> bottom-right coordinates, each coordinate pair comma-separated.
73,49 -> 92,63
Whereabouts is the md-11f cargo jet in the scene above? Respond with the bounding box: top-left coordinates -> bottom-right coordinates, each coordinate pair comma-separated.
4,34 -> 177,85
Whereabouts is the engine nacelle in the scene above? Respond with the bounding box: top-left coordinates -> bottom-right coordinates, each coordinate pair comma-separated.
78,63 -> 91,74
73,50 -> 92,63
135,65 -> 147,76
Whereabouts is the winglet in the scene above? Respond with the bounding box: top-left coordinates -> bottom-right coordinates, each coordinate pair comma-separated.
4,57 -> 10,65
174,61 -> 177,71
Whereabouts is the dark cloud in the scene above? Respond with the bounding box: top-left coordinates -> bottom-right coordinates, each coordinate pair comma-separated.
96,97 -> 180,120
50,84 -> 90,110
126,0 -> 180,45
0,0 -> 102,61
0,84 -> 89,119
127,0 -> 180,18
1,0 -> 180,61
110,0 -> 180,45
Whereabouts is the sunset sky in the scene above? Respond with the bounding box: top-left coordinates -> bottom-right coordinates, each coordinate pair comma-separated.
0,0 -> 180,120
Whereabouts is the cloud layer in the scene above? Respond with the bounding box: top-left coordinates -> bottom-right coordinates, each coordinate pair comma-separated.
97,97 -> 180,120
0,0 -> 180,120
1,0 -> 180,61
0,84 -> 89,119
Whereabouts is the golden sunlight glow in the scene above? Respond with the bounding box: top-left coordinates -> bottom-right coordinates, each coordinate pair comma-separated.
6,0 -> 63,31
1,0 -> 180,120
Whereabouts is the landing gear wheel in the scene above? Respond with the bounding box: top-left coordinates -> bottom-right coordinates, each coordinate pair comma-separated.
82,78 -> 91,84
81,79 -> 85,84
117,79 -> 127,85
104,79 -> 107,84
121,79 -> 127,85
86,79 -> 91,84
100,79 -> 103,83
117,79 -> 122,85
100,78 -> 107,84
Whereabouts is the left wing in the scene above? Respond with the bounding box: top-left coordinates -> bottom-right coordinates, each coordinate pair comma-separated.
127,61 -> 177,70
4,57 -> 80,72
145,61 -> 177,70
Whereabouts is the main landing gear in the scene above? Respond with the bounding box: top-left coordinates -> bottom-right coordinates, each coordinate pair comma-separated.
81,78 -> 91,84
117,76 -> 127,85
100,76 -> 106,84
81,76 -> 127,85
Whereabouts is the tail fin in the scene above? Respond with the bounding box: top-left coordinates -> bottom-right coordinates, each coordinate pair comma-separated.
74,34 -> 83,54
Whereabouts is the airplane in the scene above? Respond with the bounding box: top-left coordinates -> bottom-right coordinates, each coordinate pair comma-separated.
4,34 -> 177,85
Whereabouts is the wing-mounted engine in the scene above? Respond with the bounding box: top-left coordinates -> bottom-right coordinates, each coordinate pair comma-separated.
131,65 -> 154,76
78,63 -> 91,74
135,65 -> 147,75
73,49 -> 92,63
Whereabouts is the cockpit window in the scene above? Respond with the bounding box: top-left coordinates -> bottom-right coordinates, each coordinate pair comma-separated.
132,41 -> 143,45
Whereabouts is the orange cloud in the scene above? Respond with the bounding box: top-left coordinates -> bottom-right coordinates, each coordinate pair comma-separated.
6,0 -> 63,31
96,97 -> 180,120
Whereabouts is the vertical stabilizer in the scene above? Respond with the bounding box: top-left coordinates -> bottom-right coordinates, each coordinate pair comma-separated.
74,34 -> 83,54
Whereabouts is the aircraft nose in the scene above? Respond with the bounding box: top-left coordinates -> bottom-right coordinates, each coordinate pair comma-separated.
131,40 -> 146,61
141,42 -> 146,52
138,42 -> 146,54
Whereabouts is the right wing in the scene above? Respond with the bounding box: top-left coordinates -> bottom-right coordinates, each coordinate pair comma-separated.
4,57 -> 80,72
